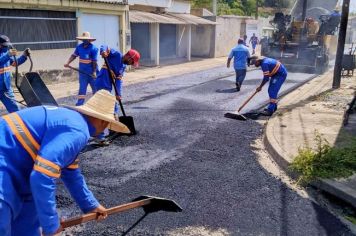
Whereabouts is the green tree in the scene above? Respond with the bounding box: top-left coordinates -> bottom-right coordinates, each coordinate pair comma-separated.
191,0 -> 293,16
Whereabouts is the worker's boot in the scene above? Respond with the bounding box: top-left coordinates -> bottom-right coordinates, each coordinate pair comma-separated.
236,83 -> 241,92
92,137 -> 110,147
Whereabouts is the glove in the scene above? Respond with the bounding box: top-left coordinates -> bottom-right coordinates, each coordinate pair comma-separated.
23,48 -> 31,57
8,48 -> 17,56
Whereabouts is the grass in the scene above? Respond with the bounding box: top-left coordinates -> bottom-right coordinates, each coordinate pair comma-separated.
289,132 -> 356,185
345,215 -> 356,225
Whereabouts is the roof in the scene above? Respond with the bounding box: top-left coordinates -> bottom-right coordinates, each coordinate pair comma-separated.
129,11 -> 185,24
167,13 -> 217,25
80,0 -> 127,4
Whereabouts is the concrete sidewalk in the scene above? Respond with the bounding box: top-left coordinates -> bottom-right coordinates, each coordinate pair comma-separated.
264,69 -> 356,208
46,57 -> 229,100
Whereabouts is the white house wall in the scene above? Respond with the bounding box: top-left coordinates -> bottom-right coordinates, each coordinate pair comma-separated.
177,25 -> 189,58
166,1 -> 190,13
129,0 -> 171,8
191,25 -> 214,57
78,12 -> 120,67
215,16 -> 249,57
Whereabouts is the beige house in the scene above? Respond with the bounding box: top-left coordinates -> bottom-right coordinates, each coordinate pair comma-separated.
0,0 -> 128,73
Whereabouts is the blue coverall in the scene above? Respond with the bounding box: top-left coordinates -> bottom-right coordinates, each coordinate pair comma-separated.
96,45 -> 126,100
260,58 -> 287,113
250,36 -> 259,54
95,45 -> 127,139
0,106 -> 99,235
0,47 -> 27,113
72,42 -> 98,106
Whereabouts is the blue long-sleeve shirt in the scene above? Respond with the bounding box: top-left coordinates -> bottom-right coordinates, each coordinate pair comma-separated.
0,47 -> 27,90
96,45 -> 127,96
0,106 -> 98,234
260,57 -> 287,82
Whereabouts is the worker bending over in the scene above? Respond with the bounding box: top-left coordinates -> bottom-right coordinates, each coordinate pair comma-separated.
0,90 -> 130,235
249,56 -> 287,116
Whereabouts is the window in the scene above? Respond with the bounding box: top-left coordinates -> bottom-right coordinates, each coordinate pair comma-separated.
0,9 -> 77,50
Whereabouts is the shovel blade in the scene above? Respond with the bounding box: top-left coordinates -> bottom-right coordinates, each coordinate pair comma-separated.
119,116 -> 136,135
132,195 -> 182,213
224,112 -> 247,121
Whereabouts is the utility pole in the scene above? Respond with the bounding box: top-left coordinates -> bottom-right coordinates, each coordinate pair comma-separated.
212,0 -> 217,16
255,0 -> 258,19
333,0 -> 350,89
301,0 -> 307,21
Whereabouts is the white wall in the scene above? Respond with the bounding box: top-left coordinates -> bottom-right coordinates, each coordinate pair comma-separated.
177,25 -> 189,58
215,16 -> 249,57
129,0 -> 171,8
191,25 -> 213,57
166,1 -> 190,13
17,49 -> 73,73
78,12 -> 120,66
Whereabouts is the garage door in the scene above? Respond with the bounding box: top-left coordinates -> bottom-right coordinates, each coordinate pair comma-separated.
160,24 -> 177,58
79,13 -> 120,65
131,23 -> 150,60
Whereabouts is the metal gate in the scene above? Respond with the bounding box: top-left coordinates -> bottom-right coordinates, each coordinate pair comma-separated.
159,24 -> 177,58
131,23 -> 150,60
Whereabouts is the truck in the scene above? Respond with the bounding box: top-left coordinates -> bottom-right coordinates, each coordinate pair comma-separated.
260,0 -> 340,74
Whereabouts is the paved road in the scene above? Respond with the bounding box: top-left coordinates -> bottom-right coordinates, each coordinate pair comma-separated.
53,68 -> 354,235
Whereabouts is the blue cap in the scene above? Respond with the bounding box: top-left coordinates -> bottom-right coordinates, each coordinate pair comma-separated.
0,35 -> 12,47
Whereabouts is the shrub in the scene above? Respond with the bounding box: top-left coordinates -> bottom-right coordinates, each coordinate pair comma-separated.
290,132 -> 356,185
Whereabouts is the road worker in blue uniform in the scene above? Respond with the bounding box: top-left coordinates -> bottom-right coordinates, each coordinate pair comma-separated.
249,55 -> 287,116
0,35 -> 28,113
0,90 -> 130,236
249,33 -> 259,55
94,45 -> 140,144
227,38 -> 250,91
64,32 -> 98,106
96,45 -> 140,101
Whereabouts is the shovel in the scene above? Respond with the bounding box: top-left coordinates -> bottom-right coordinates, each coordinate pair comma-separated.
61,195 -> 182,229
103,57 -> 136,135
224,90 -> 259,121
67,65 -> 95,79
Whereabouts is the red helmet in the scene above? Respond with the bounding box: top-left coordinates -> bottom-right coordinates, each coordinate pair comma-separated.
126,49 -> 140,67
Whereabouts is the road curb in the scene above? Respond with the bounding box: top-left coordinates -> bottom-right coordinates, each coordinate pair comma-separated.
263,70 -> 332,173
263,71 -> 356,230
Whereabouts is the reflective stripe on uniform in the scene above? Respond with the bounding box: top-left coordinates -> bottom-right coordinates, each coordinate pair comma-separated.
34,156 -> 61,178
77,95 -> 86,99
2,113 -> 40,161
79,59 -> 92,64
263,71 -> 270,76
0,66 -> 11,74
270,98 -> 278,103
270,62 -> 281,76
67,158 -> 79,169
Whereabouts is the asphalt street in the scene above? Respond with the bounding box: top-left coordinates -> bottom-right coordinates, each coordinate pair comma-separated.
5,66 -> 352,235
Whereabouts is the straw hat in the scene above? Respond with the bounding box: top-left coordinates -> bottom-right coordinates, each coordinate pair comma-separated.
63,90 -> 130,134
76,31 -> 96,41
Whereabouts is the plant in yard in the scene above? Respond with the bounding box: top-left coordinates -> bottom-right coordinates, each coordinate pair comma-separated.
289,131 -> 356,185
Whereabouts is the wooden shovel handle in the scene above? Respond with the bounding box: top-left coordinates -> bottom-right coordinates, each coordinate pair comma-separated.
237,90 -> 259,113
61,198 -> 152,228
